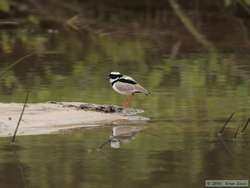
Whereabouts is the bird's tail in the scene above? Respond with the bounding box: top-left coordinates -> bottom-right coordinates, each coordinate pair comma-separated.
134,84 -> 150,95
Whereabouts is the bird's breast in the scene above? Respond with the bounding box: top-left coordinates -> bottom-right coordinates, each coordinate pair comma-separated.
112,82 -> 132,95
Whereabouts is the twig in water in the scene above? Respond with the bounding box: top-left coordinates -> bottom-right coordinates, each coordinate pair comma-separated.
241,117 -> 250,133
233,121 -> 244,139
218,112 -> 235,135
11,92 -> 30,143
217,135 -> 233,157
13,148 -> 28,188
98,138 -> 111,149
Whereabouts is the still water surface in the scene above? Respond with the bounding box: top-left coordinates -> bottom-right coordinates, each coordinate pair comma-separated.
0,29 -> 250,188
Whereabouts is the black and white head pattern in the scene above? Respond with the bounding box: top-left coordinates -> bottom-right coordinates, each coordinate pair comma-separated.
109,72 -> 123,83
109,72 -> 137,85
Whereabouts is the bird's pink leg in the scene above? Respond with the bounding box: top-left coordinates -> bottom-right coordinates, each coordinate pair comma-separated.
122,95 -> 133,108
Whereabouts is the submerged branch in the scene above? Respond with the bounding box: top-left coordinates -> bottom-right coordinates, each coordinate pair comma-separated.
218,112 -> 235,135
241,117 -> 250,133
217,135 -> 233,157
168,0 -> 218,63
233,121 -> 244,139
237,0 -> 250,15
98,139 -> 111,149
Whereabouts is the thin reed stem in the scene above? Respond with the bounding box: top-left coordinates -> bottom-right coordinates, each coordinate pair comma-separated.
218,112 -> 235,135
11,92 -> 30,143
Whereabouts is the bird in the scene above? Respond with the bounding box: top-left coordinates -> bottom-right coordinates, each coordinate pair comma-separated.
108,72 -> 149,108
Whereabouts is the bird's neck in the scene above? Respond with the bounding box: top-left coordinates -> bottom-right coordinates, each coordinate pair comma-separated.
111,78 -> 120,86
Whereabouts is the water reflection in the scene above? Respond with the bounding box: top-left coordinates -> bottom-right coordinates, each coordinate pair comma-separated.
110,126 -> 143,149
99,126 -> 144,149
0,4 -> 250,187
216,135 -> 233,156
0,121 -> 249,188
0,146 -> 28,188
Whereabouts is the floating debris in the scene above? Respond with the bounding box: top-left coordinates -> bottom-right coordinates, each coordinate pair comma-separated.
49,101 -> 144,115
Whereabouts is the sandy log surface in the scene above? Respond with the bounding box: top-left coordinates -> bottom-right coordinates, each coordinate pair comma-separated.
0,102 -> 149,137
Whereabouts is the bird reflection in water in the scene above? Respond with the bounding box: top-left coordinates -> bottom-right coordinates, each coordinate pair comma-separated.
110,126 -> 143,149
99,126 -> 143,149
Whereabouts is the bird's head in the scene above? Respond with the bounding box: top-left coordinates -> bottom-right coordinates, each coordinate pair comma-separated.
109,72 -> 123,83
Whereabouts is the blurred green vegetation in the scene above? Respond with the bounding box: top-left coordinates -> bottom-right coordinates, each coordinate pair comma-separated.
0,1 -> 250,188
0,29 -> 250,121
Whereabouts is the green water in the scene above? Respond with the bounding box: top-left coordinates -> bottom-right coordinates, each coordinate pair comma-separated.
0,29 -> 250,188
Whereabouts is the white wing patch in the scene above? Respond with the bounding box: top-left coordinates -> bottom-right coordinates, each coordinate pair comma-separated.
122,75 -> 137,82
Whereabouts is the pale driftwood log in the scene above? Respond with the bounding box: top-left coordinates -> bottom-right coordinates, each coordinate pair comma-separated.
0,102 -> 148,137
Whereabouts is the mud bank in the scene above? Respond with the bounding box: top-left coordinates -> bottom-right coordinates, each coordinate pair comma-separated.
0,102 -> 149,137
